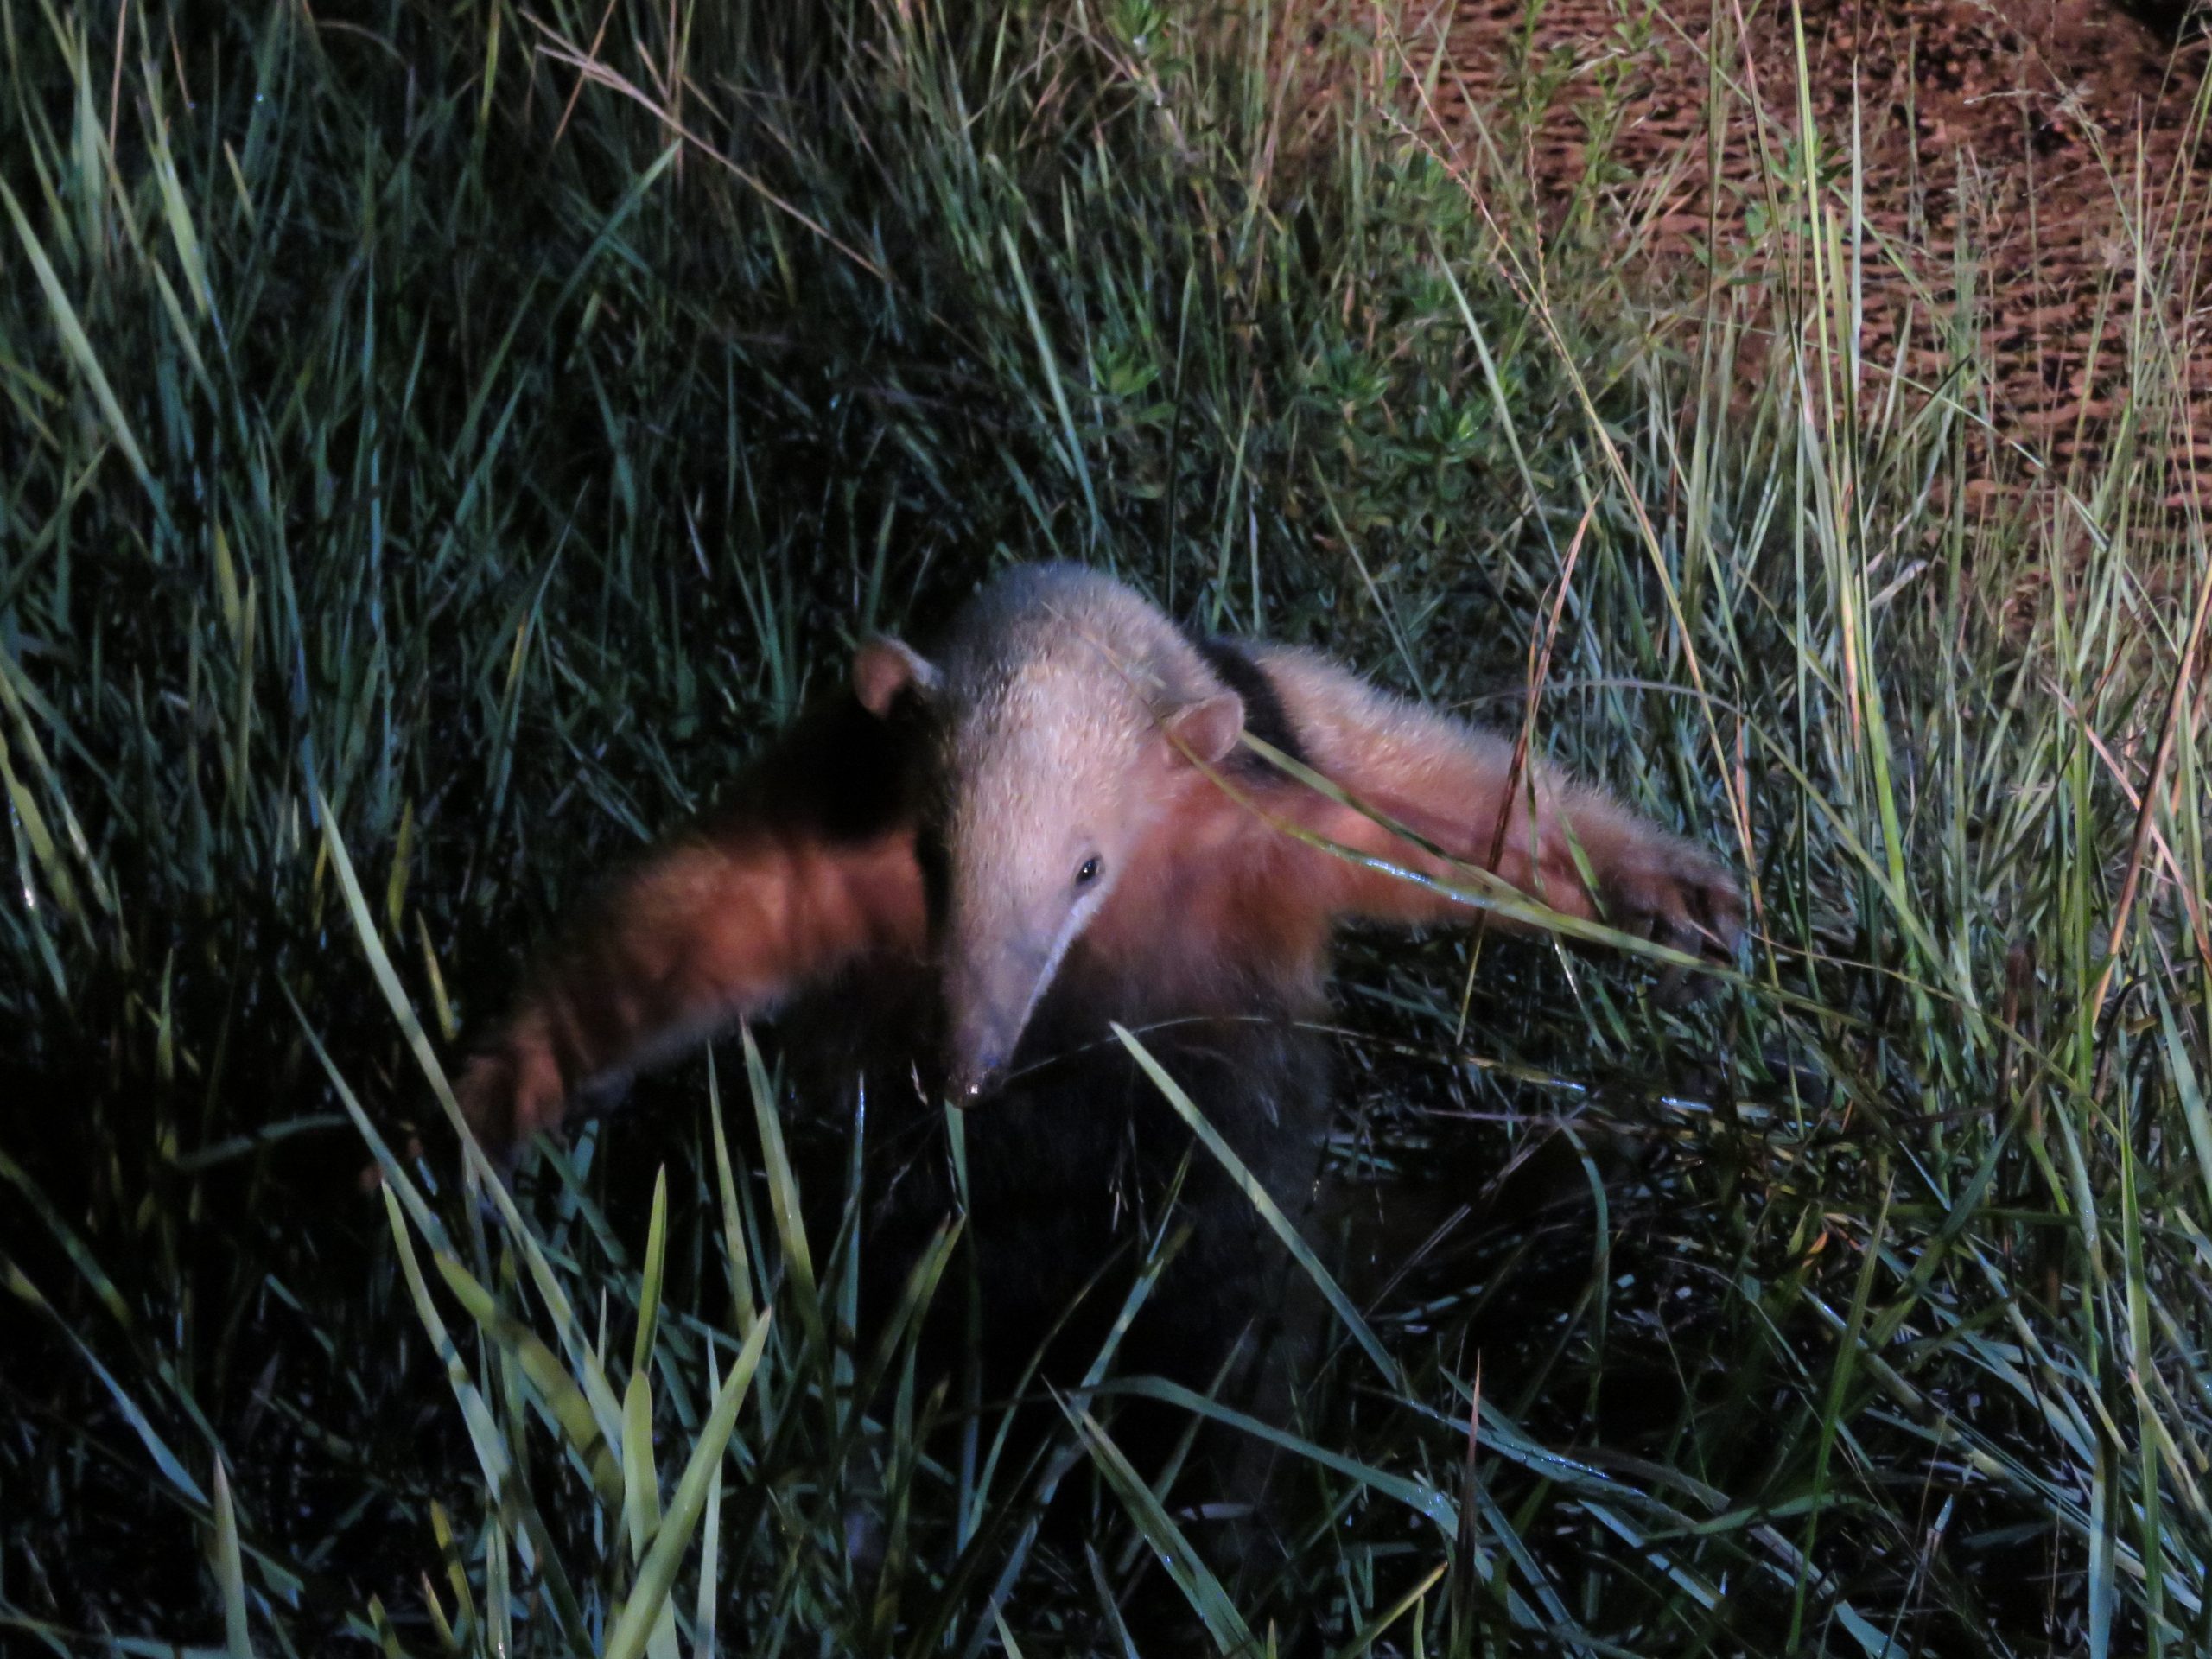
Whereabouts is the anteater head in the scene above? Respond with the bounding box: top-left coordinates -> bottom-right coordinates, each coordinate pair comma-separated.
852,566 -> 1245,1102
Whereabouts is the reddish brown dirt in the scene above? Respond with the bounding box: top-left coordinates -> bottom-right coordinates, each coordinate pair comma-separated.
1394,1 -> 2212,510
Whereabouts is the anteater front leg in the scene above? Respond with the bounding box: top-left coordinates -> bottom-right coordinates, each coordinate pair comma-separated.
1252,645 -> 1742,958
454,827 -> 926,1157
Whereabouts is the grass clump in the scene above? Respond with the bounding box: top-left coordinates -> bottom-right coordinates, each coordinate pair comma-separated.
3,0 -> 2209,1654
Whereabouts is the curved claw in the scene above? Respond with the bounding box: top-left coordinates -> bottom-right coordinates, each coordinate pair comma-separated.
1603,839 -> 1744,992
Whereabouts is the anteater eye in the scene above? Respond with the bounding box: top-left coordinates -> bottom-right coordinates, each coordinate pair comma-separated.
1075,856 -> 1101,887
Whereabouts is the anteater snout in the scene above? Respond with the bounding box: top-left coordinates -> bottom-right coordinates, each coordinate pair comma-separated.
944,1002 -> 1022,1103
948,1056 -> 1002,1103
942,938 -> 1053,1106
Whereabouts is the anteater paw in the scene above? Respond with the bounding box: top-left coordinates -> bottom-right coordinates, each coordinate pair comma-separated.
453,1039 -> 566,1166
1601,837 -> 1744,969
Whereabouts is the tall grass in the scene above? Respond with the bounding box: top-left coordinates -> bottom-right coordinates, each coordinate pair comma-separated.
3,0 -> 2209,1652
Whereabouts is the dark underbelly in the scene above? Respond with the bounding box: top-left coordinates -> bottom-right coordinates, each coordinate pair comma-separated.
767,964 -> 1335,1394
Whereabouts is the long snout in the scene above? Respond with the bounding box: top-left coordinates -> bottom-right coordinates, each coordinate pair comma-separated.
941,938 -> 1055,1103
945,1037 -> 1011,1103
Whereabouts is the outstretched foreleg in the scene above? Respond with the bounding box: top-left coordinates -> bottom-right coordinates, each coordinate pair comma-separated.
1253,645 -> 1741,957
454,698 -> 928,1158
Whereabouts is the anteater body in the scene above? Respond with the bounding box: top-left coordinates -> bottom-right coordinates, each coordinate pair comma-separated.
456,564 -> 1740,1399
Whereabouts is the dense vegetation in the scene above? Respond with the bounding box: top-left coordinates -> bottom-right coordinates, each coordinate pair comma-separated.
3,1 -> 2209,1653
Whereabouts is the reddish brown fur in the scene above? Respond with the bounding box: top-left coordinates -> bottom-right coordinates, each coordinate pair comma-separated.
1080,781 -> 1335,1017
460,824 -> 926,1147
1250,641 -> 1727,945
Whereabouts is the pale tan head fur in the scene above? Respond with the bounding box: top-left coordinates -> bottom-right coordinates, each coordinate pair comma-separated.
852,564 -> 1243,1097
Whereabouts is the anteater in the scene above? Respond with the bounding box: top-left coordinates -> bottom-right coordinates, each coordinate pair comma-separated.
454,562 -> 1741,1522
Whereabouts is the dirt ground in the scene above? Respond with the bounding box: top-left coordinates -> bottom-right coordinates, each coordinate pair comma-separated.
1395,1 -> 2211,511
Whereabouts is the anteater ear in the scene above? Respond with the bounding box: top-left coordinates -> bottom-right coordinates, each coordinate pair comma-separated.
1161,691 -> 1244,766
853,636 -> 941,718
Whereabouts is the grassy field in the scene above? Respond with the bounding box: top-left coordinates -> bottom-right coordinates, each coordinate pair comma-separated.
3,1 -> 2210,1652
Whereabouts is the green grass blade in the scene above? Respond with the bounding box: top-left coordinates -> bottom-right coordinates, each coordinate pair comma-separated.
604,1311 -> 774,1659
210,1456 -> 254,1659
1064,1399 -> 1255,1656
1115,1021 -> 1400,1388
0,174 -> 165,528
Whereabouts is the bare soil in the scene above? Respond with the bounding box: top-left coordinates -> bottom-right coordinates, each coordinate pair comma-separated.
1396,1 -> 2212,511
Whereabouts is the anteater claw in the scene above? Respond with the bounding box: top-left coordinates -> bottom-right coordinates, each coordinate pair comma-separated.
1605,838 -> 1744,985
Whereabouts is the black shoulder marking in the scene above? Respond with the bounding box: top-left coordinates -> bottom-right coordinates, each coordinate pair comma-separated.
721,690 -> 930,843
1185,633 -> 1308,771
